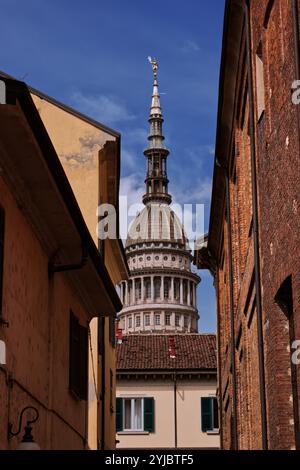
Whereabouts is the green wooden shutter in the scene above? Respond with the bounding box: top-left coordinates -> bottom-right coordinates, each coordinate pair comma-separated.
116,398 -> 123,432
144,397 -> 154,432
201,397 -> 213,432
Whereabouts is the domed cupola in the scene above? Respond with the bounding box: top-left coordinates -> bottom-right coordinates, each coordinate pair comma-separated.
118,58 -> 200,335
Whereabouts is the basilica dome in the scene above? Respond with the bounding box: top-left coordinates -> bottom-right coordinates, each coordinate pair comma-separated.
126,203 -> 189,250
118,61 -> 200,335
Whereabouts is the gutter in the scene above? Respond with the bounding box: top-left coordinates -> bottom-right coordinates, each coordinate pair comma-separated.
245,0 -> 268,450
215,160 -> 238,450
215,271 -> 224,449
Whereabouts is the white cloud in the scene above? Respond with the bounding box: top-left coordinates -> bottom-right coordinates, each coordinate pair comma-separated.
181,39 -> 201,53
71,91 -> 136,125
173,178 -> 212,205
124,127 -> 148,146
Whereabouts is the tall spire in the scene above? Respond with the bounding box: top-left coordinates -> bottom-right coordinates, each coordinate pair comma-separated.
143,58 -> 172,205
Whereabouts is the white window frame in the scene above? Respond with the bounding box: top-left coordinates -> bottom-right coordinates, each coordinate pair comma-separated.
123,397 -> 144,432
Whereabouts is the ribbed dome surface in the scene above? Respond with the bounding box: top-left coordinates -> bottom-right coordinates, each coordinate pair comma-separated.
126,203 -> 189,249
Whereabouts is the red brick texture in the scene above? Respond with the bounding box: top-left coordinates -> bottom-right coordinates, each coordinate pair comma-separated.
209,0 -> 300,450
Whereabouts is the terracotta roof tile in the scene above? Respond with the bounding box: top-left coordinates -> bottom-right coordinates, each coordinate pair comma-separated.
116,334 -> 217,371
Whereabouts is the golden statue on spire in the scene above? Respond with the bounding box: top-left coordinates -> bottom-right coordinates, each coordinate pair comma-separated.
148,56 -> 158,76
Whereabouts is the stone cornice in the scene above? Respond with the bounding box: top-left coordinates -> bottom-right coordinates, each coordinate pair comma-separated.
127,267 -> 200,283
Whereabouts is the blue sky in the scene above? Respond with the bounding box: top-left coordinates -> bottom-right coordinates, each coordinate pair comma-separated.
1,0 -> 225,332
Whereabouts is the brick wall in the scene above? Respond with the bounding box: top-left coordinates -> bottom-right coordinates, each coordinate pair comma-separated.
212,0 -> 300,450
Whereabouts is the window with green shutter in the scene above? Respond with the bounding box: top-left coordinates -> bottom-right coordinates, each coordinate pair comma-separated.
144,397 -> 154,433
116,397 -> 123,432
201,397 -> 219,432
116,397 -> 155,433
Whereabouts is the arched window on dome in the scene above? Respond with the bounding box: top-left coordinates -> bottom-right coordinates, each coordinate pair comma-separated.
164,278 -> 171,300
145,278 -> 151,299
128,280 -> 133,305
174,279 -> 180,301
183,280 -> 188,304
135,279 -> 141,302
154,277 -> 161,300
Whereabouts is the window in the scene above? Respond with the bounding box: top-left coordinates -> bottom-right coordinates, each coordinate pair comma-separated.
175,314 -> 180,327
184,316 -> 188,328
128,316 -> 132,329
145,314 -> 150,326
164,278 -> 170,300
98,315 -> 105,356
116,397 -> 154,433
165,313 -> 171,326
69,311 -> 88,400
135,280 -> 141,301
0,208 -> 5,317
145,279 -> 151,298
174,280 -> 180,300
109,315 -> 116,347
256,43 -> 265,120
154,278 -> 161,299
155,314 -> 161,326
135,316 -> 141,327
201,397 -> 219,432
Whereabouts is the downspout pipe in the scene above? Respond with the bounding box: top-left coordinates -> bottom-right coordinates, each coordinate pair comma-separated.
245,0 -> 268,450
215,270 -> 224,449
224,167 -> 238,450
174,367 -> 177,449
215,159 -> 238,450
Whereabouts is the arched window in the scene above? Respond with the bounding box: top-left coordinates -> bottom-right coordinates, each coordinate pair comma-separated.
135,279 -> 141,301
145,278 -> 151,299
154,277 -> 161,299
164,278 -> 170,300
174,279 -> 180,301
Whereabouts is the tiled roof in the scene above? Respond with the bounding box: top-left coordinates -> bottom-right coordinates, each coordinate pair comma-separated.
116,334 -> 217,371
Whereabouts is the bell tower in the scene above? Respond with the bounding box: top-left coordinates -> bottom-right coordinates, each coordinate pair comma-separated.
143,57 -> 172,206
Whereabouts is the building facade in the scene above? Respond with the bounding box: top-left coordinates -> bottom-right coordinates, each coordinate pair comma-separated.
116,335 -> 219,449
116,61 -> 219,449
29,85 -> 129,450
195,0 -> 300,450
0,76 -> 122,449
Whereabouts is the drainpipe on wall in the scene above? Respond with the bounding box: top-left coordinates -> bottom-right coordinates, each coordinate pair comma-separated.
224,169 -> 238,451
245,0 -> 268,450
174,368 -> 178,449
214,271 -> 224,449
99,315 -> 106,450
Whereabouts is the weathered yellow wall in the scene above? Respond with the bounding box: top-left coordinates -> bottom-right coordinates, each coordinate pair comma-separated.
117,379 -> 220,449
31,93 -> 118,449
0,174 -> 89,449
